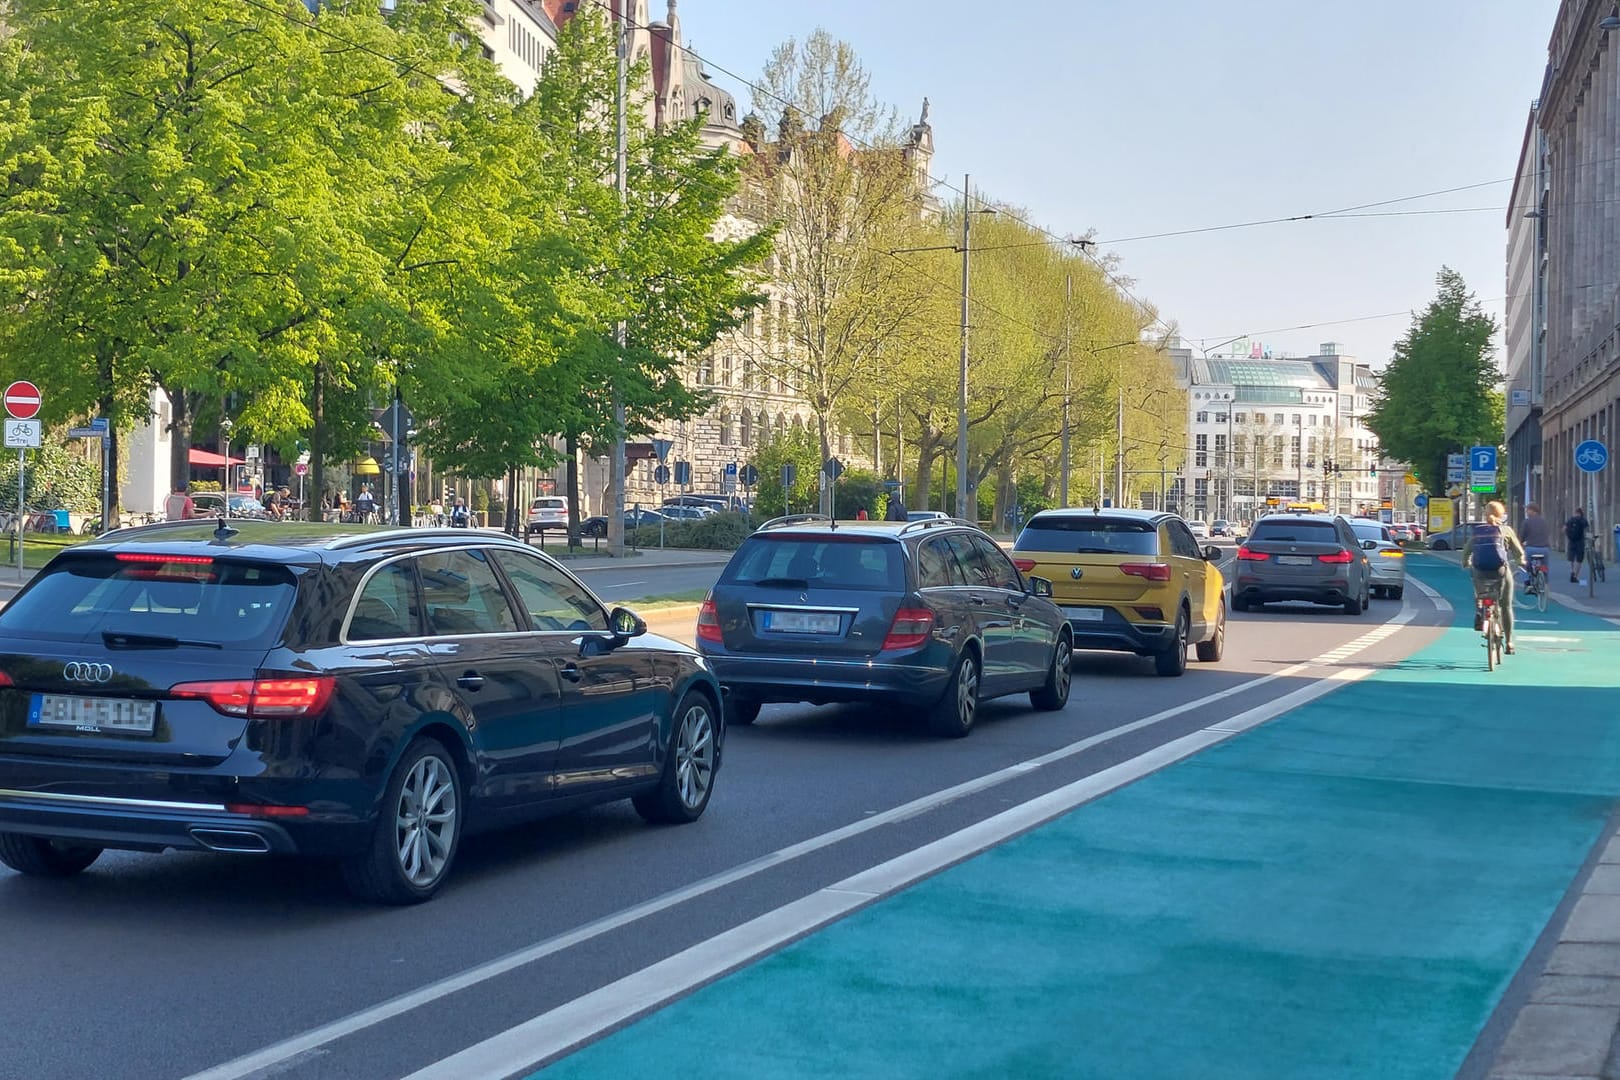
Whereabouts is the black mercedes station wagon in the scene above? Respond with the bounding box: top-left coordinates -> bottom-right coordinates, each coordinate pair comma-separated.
0,522 -> 724,903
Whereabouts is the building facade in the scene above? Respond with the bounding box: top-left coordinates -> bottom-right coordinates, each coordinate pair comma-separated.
1535,2 -> 1620,535
1505,101 -> 1549,519
1174,343 -> 1383,522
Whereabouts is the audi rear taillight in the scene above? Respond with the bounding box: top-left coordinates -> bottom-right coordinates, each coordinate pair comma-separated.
696,599 -> 723,644
1236,546 -> 1268,561
1317,550 -> 1355,564
1012,558 -> 1038,573
0,671 -> 12,688
1118,562 -> 1172,582
882,607 -> 935,651
170,676 -> 335,718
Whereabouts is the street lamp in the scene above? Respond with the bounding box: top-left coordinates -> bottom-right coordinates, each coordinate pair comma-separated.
218,416 -> 234,518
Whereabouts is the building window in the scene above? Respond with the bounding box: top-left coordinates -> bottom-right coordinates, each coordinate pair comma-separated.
1195,434 -> 1208,467
1214,413 -> 1228,424
1195,411 -> 1209,424
1271,436 -> 1284,467
740,410 -> 753,447
1273,413 -> 1284,426
1234,413 -> 1247,425
1214,434 -> 1227,461
1234,435 -> 1247,468
1309,414 -> 1318,426
1291,414 -> 1301,425
1194,478 -> 1209,497
1290,436 -> 1301,466
718,409 -> 732,446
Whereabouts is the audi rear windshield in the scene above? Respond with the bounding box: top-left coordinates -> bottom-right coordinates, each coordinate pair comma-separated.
1014,517 -> 1160,556
722,536 -> 905,591
0,554 -> 298,648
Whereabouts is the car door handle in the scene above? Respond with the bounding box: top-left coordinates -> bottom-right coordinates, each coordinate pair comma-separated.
969,595 -> 986,605
559,662 -> 582,682
456,671 -> 485,691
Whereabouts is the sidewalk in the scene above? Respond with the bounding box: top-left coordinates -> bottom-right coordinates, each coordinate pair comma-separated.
533,557 -> 1620,1080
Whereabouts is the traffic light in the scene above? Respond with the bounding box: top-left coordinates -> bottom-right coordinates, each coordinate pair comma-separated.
1368,465 -> 1378,477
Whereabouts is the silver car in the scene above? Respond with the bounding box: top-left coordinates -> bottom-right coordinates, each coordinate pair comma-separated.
1349,519 -> 1407,600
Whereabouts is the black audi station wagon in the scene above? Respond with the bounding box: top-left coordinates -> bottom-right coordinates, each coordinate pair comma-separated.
0,522 -> 724,903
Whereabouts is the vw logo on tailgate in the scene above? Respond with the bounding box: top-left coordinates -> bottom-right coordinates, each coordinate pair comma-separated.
63,662 -> 113,683
1071,567 -> 1084,580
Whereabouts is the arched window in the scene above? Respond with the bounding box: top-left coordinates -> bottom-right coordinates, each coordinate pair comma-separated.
757,411 -> 767,446
740,410 -> 753,447
775,415 -> 787,440
718,409 -> 732,446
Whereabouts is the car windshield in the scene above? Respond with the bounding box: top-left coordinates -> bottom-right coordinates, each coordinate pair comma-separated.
1015,517 -> 1159,556
1250,520 -> 1340,543
0,554 -> 297,647
723,537 -> 905,591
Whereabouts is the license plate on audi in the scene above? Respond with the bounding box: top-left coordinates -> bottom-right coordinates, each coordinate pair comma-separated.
762,610 -> 841,634
28,694 -> 156,735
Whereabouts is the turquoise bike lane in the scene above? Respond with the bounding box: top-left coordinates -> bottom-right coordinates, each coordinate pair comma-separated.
538,556 -> 1620,1080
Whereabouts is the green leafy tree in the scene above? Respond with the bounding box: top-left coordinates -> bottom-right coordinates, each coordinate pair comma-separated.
1366,268 -> 1500,495
751,427 -> 823,518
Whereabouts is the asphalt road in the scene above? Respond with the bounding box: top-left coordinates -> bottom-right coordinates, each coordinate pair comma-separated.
0,547 -> 1448,1080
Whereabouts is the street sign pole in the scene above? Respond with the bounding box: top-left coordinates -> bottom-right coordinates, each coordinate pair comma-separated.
15,447 -> 23,579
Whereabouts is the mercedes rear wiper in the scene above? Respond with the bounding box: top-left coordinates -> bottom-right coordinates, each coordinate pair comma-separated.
102,630 -> 223,650
752,577 -> 811,588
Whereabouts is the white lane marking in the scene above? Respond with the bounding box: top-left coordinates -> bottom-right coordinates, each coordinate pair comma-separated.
1408,575 -> 1452,614
184,606 -> 1418,1080
594,580 -> 646,591
403,663 -> 1382,1080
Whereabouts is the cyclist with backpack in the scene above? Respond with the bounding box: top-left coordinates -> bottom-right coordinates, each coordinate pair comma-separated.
1463,500 -> 1527,654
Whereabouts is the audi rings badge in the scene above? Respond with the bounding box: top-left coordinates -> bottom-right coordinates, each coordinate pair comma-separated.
62,662 -> 113,684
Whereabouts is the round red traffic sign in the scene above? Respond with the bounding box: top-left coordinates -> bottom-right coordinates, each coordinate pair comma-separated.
3,381 -> 41,420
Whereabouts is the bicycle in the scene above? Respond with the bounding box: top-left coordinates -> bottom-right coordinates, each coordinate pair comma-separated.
1525,552 -> 1550,613
1590,534 -> 1606,584
1478,595 -> 1505,671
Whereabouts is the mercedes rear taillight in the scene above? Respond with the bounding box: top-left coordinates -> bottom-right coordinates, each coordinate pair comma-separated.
696,599 -> 723,644
882,608 -> 935,651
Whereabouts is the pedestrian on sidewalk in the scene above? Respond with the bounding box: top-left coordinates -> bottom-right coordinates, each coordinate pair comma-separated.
1465,500 -> 1527,654
1565,507 -> 1589,583
1519,502 -> 1552,589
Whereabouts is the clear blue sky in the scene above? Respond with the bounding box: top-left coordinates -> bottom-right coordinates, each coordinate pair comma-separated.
675,0 -> 1558,367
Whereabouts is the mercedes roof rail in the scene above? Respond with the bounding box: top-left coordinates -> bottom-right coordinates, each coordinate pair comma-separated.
753,513 -> 831,533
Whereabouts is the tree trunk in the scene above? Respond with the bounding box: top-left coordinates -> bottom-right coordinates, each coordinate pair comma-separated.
309,360 -> 326,522
914,429 -> 940,513
165,382 -> 192,495
565,434 -> 582,547
505,465 -> 520,537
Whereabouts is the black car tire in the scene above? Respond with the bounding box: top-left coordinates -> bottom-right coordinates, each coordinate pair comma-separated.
725,697 -> 761,727
1344,589 -> 1364,616
927,650 -> 980,738
1232,593 -> 1249,613
0,833 -> 102,877
1029,632 -> 1072,711
1154,608 -> 1189,677
1196,602 -> 1225,663
342,738 -> 464,906
1391,586 -> 1405,601
634,690 -> 719,824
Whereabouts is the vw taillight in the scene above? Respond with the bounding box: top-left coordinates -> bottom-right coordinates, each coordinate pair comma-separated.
1118,562 -> 1172,582
882,607 -> 935,651
696,598 -> 723,644
1012,558 -> 1038,573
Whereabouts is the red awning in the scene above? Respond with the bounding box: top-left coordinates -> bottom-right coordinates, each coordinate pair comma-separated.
188,448 -> 244,467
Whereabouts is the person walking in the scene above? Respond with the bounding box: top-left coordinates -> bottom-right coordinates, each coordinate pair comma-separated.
1565,506 -> 1590,583
164,484 -> 195,522
1464,500 -> 1527,654
1518,502 -> 1552,590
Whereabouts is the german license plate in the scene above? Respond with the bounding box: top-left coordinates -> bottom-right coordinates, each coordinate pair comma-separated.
763,610 -> 841,634
1278,555 -> 1313,566
28,693 -> 156,735
1063,607 -> 1105,622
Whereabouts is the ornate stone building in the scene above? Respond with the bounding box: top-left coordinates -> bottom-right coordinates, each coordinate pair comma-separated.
1527,2 -> 1620,534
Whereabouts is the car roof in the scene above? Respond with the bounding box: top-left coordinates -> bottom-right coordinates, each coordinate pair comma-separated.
75,521 -> 530,565
751,516 -> 986,542
1026,507 -> 1172,525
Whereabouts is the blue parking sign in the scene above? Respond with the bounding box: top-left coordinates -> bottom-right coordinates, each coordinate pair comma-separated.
1470,446 -> 1497,472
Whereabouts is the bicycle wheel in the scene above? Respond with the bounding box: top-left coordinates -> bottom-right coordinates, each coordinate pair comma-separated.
1595,550 -> 1607,583
1536,570 -> 1549,612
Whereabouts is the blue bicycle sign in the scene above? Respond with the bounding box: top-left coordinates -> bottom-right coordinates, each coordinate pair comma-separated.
1576,439 -> 1609,473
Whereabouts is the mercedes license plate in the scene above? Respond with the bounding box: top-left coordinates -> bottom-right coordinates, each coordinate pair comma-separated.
28,693 -> 156,735
1278,555 -> 1313,566
1063,607 -> 1105,622
762,610 -> 841,634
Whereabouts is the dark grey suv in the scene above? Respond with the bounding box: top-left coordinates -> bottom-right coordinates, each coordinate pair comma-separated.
697,517 -> 1071,738
1234,512 -> 1372,614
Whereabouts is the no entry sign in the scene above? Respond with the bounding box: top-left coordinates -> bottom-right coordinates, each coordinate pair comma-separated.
3,381 -> 41,420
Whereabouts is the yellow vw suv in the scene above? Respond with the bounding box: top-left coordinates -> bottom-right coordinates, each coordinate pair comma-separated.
1011,508 -> 1226,676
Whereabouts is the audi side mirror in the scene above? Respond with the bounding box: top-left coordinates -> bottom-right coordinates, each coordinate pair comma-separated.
610,606 -> 647,640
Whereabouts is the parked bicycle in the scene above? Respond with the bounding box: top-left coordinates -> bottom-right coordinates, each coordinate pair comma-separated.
1589,533 -> 1606,584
